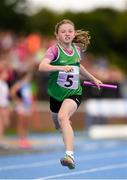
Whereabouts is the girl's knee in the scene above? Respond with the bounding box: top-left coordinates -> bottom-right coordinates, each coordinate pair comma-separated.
58,112 -> 66,121
58,112 -> 70,126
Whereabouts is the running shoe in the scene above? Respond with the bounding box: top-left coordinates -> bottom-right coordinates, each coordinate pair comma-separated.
60,155 -> 75,169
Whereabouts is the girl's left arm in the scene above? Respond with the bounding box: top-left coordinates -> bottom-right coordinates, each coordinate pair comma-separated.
80,64 -> 102,88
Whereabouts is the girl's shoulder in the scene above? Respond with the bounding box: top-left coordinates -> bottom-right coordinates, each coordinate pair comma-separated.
73,44 -> 81,54
44,44 -> 58,60
47,44 -> 58,53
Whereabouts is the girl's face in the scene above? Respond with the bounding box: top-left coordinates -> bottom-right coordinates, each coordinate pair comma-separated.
56,23 -> 75,45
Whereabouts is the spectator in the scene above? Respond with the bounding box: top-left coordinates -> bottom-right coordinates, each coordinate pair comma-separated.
10,71 -> 33,148
0,68 -> 10,147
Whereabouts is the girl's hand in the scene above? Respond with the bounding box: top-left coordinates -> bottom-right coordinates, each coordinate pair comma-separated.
62,65 -> 73,72
92,78 -> 103,90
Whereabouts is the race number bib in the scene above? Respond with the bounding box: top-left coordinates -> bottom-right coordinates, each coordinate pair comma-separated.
57,66 -> 79,89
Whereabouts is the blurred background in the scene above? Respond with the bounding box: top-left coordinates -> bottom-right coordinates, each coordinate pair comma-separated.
0,0 -> 127,149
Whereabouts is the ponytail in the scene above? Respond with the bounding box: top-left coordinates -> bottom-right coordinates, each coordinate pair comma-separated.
73,30 -> 91,52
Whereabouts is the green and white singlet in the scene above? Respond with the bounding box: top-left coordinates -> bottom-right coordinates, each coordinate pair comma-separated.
48,43 -> 82,101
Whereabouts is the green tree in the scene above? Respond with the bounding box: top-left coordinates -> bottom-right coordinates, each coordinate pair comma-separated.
0,0 -> 29,33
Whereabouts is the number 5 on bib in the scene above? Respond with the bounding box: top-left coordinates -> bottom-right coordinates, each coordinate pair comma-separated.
57,66 -> 79,89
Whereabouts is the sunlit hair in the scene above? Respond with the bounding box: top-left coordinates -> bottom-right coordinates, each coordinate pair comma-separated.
55,19 -> 91,51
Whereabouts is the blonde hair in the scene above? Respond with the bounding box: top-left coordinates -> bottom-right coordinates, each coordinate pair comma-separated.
55,19 -> 91,51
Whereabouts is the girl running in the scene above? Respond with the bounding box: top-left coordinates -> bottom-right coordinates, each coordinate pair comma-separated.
39,19 -> 102,169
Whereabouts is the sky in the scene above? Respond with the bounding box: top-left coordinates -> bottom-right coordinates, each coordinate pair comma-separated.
29,0 -> 127,13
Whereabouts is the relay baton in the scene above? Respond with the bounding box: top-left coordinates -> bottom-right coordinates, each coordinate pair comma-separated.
83,81 -> 117,89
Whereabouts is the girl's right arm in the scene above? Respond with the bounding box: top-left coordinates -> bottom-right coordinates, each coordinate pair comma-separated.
38,58 -> 63,72
39,45 -> 73,72
39,58 -> 73,72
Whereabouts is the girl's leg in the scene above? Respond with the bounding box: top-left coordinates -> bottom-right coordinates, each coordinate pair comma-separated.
58,99 -> 77,154
51,112 -> 60,130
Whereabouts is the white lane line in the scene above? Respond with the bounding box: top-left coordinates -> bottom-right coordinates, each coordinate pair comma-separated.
0,150 -> 127,171
37,163 -> 127,179
0,160 -> 57,171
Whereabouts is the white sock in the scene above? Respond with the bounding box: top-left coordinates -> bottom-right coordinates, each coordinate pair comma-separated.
66,151 -> 74,160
